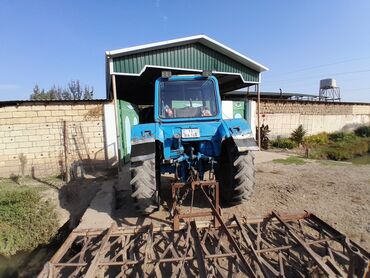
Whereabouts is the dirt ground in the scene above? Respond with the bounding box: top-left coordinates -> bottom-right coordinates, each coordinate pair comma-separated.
228,158 -> 370,250
115,153 -> 370,251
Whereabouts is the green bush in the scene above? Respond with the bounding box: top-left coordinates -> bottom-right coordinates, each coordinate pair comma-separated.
291,124 -> 307,145
307,148 -> 328,160
304,132 -> 329,146
354,125 -> 370,137
271,138 -> 297,149
309,137 -> 369,161
325,147 -> 353,160
328,131 -> 357,142
0,187 -> 58,256
328,131 -> 343,142
306,129 -> 370,161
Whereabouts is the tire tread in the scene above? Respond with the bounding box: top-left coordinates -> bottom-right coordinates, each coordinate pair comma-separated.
130,159 -> 158,214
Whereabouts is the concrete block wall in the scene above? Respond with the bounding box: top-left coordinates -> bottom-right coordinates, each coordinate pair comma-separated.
0,102 -> 107,178
1,99 -> 369,177
258,100 -> 370,138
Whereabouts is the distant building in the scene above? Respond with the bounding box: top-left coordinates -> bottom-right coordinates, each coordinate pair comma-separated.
224,90 -> 319,101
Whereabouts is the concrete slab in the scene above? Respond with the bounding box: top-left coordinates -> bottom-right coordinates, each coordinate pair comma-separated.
77,180 -> 116,230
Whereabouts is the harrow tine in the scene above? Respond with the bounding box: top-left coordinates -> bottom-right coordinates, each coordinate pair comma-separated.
39,211 -> 370,278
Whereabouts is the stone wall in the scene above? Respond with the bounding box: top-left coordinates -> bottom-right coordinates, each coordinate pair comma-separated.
0,101 -> 109,178
258,100 -> 370,138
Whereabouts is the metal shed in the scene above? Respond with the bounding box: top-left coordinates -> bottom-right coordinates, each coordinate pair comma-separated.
105,35 -> 268,163
105,35 -> 268,105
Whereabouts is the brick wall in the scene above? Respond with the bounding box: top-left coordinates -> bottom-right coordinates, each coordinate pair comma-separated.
0,101 -> 108,178
260,100 -> 356,115
258,100 -> 370,138
1,99 -> 369,177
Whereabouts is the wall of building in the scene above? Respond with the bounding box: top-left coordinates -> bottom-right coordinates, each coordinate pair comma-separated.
1,99 -> 369,178
0,101 -> 110,178
258,100 -> 370,138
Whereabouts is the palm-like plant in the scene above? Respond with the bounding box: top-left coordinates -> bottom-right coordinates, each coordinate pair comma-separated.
291,124 -> 307,146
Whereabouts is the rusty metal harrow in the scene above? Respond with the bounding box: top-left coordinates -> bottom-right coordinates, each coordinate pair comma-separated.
40,210 -> 369,278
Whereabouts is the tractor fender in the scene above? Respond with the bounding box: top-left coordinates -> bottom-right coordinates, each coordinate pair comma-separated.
231,134 -> 259,152
221,119 -> 259,152
130,123 -> 164,162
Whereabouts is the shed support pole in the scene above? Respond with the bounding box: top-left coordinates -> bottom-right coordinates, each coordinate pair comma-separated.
257,84 -> 261,149
112,74 -> 121,171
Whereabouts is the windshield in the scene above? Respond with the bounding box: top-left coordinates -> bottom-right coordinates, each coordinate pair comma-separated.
159,79 -> 218,119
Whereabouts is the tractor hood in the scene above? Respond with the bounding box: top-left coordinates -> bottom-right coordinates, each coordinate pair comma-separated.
159,121 -> 222,141
130,118 -> 256,162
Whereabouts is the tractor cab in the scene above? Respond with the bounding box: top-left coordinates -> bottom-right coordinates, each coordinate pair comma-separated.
155,74 -> 221,122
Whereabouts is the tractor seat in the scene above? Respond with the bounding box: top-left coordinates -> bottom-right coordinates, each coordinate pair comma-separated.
174,107 -> 202,118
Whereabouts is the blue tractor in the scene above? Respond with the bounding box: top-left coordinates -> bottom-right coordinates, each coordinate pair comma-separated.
130,72 -> 258,214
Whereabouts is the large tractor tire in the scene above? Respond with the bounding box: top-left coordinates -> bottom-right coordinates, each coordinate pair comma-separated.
130,158 -> 159,214
218,140 -> 256,205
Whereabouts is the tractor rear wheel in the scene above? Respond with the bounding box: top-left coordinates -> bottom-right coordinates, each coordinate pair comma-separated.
130,158 -> 159,214
218,141 -> 256,205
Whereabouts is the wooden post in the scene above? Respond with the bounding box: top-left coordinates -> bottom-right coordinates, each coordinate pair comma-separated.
63,120 -> 70,182
79,125 -> 94,172
112,74 -> 121,171
257,84 -> 261,149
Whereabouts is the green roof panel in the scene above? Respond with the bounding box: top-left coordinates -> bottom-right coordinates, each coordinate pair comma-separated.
112,43 -> 259,83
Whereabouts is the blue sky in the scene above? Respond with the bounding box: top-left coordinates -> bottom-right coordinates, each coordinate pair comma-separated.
0,0 -> 369,102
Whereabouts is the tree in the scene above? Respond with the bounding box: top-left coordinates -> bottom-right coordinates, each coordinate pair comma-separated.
30,85 -> 63,100
291,124 -> 307,146
30,80 -> 94,100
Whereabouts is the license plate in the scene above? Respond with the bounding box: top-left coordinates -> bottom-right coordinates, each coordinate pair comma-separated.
181,128 -> 200,138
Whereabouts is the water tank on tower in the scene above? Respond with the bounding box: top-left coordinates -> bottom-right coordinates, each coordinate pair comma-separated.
319,78 -> 340,101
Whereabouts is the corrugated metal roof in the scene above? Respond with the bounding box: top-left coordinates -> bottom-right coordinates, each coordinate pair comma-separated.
251,98 -> 370,106
225,90 -> 318,98
106,35 -> 268,73
0,99 -> 110,108
111,43 -> 259,83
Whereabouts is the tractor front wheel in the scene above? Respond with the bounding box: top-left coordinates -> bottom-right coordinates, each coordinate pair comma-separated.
130,158 -> 159,214
218,141 -> 256,205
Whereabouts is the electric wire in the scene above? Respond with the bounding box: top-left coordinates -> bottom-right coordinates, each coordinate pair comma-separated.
263,69 -> 370,84
268,56 -> 370,78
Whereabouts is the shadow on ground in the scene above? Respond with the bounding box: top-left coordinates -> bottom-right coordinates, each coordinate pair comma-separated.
113,169 -> 219,227
32,160 -> 117,229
